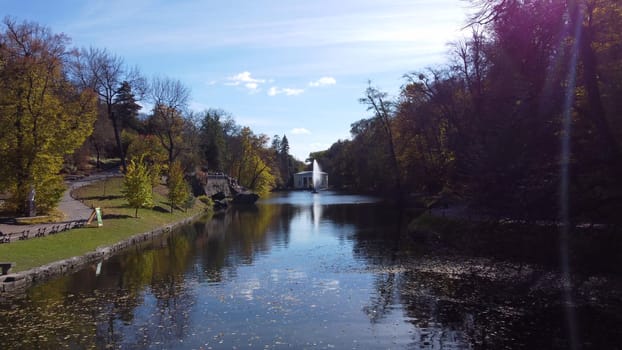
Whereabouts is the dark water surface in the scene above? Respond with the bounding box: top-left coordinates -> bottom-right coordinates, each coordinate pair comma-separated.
1,191 -> 621,349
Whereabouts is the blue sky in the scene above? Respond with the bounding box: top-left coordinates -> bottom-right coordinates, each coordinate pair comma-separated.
3,0 -> 472,161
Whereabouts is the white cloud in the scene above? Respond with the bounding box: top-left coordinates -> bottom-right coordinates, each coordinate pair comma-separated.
268,87 -> 279,96
309,76 -> 337,87
291,128 -> 311,135
268,86 -> 304,96
226,71 -> 266,91
284,88 -> 304,96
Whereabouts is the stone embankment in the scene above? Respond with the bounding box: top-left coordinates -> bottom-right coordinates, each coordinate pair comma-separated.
0,213 -> 204,295
191,172 -> 259,208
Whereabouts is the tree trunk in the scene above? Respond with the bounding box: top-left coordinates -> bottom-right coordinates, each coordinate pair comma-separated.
110,111 -> 127,172
164,129 -> 174,165
94,144 -> 101,169
364,87 -> 403,198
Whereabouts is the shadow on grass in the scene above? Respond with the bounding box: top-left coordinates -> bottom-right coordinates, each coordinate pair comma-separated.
153,206 -> 171,213
102,214 -> 134,220
78,195 -> 124,201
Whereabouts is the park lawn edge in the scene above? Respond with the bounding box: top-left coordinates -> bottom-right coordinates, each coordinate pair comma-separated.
0,210 -> 209,295
0,177 -> 212,273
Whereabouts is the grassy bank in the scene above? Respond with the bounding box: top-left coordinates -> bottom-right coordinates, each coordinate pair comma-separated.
0,177 -> 210,272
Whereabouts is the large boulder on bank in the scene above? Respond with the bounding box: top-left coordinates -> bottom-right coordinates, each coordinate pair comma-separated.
211,191 -> 227,201
204,176 -> 233,198
213,199 -> 229,211
232,193 -> 259,205
191,171 -> 235,198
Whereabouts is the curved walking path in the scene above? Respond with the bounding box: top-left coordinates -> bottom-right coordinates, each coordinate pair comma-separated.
0,170 -> 121,242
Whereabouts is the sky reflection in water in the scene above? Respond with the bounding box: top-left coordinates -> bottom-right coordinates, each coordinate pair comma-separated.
1,191 -> 620,349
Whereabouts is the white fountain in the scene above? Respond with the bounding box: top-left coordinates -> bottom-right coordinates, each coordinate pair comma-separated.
312,159 -> 322,193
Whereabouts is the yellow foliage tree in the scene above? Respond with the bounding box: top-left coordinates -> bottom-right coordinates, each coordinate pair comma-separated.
231,127 -> 275,197
121,156 -> 154,218
167,160 -> 190,213
0,18 -> 97,215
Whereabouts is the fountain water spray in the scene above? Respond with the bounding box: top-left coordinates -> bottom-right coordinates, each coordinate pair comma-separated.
312,159 -> 322,190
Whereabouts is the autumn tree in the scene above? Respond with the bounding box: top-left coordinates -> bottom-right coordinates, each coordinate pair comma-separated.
88,104 -> 116,169
312,0 -> 622,222
230,127 -> 275,196
346,116 -> 397,192
358,83 -> 402,195
566,0 -> 622,218
122,156 -> 154,218
0,18 -> 97,215
472,0 -> 622,167
167,160 -> 190,212
464,0 -> 622,219
178,111 -> 202,171
71,47 -> 145,171
125,134 -> 168,187
392,72 -> 459,196
148,77 -> 191,165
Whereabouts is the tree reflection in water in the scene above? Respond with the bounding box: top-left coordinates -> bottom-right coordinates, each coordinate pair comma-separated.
1,192 -> 621,349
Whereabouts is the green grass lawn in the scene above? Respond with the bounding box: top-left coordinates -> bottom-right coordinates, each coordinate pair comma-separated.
0,177 -> 210,272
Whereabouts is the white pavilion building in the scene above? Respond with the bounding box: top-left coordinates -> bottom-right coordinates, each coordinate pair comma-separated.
293,171 -> 328,190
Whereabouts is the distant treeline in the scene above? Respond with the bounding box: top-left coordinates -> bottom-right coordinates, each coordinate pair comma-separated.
311,0 -> 622,223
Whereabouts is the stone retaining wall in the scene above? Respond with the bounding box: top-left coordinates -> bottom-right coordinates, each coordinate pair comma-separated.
0,213 -> 205,295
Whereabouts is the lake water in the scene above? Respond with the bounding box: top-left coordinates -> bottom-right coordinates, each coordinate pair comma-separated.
1,191 -> 621,349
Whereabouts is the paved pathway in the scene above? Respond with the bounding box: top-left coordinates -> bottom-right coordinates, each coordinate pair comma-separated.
0,170 -> 121,242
